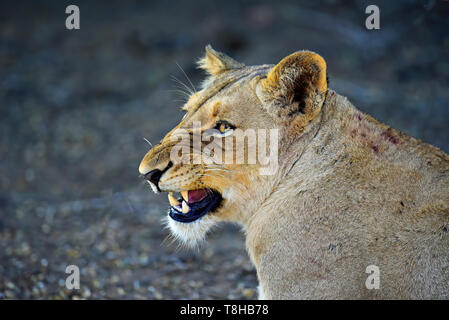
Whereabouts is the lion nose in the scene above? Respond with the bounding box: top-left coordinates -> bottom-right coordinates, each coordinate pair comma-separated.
141,161 -> 173,190
144,169 -> 163,186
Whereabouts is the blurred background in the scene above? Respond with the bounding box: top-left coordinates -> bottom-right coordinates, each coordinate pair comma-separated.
0,0 -> 448,299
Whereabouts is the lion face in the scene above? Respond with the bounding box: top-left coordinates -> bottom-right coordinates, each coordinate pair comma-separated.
138,45 -> 327,245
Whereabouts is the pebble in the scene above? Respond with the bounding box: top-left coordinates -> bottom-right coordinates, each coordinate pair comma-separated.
92,280 -> 101,289
111,275 -> 119,283
82,288 -> 91,298
147,286 -> 163,300
6,282 -> 15,289
242,288 -> 255,298
41,224 -> 51,234
40,258 -> 48,267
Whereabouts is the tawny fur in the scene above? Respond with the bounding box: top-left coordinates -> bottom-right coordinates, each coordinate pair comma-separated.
139,46 -> 449,299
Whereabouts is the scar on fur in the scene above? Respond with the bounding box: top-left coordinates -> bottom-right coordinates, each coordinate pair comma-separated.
381,128 -> 400,145
211,102 -> 221,118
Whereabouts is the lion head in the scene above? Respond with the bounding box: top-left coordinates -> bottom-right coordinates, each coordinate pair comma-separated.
138,45 -> 327,246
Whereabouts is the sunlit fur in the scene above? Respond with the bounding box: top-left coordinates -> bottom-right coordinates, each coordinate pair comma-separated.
139,46 -> 449,299
165,215 -> 218,248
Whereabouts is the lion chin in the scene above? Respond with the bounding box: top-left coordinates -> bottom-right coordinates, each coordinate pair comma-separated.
165,214 -> 217,247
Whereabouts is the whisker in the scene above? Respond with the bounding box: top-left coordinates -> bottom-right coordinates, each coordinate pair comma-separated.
173,99 -> 189,104
204,165 -> 231,171
170,75 -> 194,96
173,83 -> 193,94
204,169 -> 232,174
200,173 -> 228,180
204,168 -> 230,174
204,166 -> 230,170
143,137 -> 153,147
167,88 -> 192,100
202,170 -> 228,176
175,61 -> 196,93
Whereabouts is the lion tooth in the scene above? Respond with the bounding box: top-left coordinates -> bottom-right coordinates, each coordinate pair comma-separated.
168,192 -> 180,207
182,201 -> 190,214
181,190 -> 189,202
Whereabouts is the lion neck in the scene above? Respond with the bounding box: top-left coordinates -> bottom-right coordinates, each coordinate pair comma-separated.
244,90 -> 358,265
245,90 -> 374,222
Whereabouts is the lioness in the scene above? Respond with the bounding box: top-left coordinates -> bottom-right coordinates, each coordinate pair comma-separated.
139,45 -> 449,299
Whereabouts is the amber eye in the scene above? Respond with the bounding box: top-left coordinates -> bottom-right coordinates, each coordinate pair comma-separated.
215,121 -> 235,135
218,123 -> 230,133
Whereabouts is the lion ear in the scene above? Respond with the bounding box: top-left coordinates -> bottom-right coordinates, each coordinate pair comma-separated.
197,45 -> 245,76
258,51 -> 328,118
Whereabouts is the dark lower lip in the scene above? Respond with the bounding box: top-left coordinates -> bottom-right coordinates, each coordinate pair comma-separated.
168,190 -> 222,223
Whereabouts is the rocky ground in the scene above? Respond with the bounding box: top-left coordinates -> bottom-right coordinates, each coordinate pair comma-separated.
0,0 -> 448,299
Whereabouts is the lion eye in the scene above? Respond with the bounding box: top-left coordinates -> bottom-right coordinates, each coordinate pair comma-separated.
219,123 -> 230,133
215,121 -> 235,134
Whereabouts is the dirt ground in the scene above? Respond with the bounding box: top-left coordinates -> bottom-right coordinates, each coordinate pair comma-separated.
1,0 -> 448,299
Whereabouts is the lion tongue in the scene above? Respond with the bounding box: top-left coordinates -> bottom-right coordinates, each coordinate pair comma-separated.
187,189 -> 208,204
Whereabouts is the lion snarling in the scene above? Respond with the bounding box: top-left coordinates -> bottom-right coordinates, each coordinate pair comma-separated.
139,46 -> 449,299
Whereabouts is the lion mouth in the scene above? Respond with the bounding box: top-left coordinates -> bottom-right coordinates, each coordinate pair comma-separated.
167,189 -> 222,223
